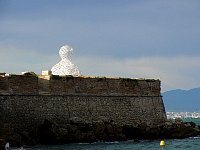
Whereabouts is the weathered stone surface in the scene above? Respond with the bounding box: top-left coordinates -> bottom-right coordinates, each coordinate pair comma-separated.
1,119 -> 199,149
0,75 -> 161,96
0,139 -> 6,150
0,95 -> 166,130
0,75 -> 167,147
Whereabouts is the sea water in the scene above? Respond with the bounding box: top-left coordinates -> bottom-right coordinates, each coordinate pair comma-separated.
11,138 -> 200,150
182,118 -> 200,125
10,119 -> 200,150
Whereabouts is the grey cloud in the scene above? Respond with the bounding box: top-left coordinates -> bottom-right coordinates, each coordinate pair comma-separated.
1,0 -> 200,91
75,56 -> 200,92
1,44 -> 200,92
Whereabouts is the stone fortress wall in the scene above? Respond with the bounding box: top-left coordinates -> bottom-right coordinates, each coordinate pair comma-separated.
0,74 -> 160,96
0,74 -> 166,132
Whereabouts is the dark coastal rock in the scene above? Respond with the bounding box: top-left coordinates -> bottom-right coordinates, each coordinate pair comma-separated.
0,139 -> 6,150
0,119 -> 200,148
121,120 -> 200,140
157,120 -> 200,139
37,119 -> 57,144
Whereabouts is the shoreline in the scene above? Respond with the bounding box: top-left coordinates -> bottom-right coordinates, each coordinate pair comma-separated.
4,137 -> 200,150
1,119 -> 200,150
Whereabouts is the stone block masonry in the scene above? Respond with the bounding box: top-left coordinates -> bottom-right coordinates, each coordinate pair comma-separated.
0,95 -> 166,130
0,74 -> 199,146
0,75 -> 166,124
0,75 -> 161,96
0,74 -> 167,145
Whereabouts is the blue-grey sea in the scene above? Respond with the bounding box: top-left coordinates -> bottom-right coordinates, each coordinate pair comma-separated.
10,138 -> 200,150
10,118 -> 200,150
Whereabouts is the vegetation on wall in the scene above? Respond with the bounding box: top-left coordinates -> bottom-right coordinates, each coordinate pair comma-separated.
23,72 -> 37,76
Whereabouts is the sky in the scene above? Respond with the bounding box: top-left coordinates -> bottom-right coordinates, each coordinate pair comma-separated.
0,0 -> 200,92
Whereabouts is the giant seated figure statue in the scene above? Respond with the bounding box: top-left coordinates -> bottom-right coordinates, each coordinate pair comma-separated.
51,45 -> 80,76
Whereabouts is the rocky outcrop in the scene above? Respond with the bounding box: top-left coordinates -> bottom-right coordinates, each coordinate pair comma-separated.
0,119 -> 200,149
0,75 -> 167,150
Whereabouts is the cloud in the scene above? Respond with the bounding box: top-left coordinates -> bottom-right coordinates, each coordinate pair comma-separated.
1,0 -> 200,92
75,55 -> 200,92
1,44 -> 200,92
0,45 -> 58,73
1,0 -> 200,58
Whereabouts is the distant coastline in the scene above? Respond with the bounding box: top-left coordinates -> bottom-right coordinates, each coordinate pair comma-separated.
167,112 -> 200,119
162,87 -> 200,112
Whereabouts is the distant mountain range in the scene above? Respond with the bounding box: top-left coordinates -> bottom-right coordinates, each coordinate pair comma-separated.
162,87 -> 200,112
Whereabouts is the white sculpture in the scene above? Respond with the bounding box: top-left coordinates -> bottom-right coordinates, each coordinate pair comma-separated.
51,45 -> 81,76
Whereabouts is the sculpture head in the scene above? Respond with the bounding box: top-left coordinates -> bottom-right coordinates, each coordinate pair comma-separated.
59,45 -> 73,59
51,44 -> 81,76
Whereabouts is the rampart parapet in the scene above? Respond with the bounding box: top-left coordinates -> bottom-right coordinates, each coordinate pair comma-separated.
0,74 -> 160,96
